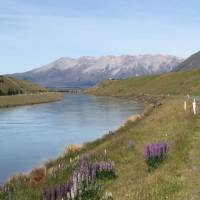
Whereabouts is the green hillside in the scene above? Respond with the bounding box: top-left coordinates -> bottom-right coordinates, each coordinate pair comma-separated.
86,69 -> 200,97
0,76 -> 47,95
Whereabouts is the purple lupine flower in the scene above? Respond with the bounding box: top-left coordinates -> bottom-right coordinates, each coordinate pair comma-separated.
91,165 -> 97,181
157,143 -> 161,157
60,183 -> 67,199
151,143 -> 158,159
160,143 -> 165,157
41,154 -> 116,200
144,142 -> 169,169
144,145 -> 150,160
66,181 -> 72,195
103,162 -> 106,171
52,187 -> 59,200
42,187 -> 51,200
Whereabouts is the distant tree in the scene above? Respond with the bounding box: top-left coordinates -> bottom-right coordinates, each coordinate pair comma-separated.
8,88 -> 11,95
8,88 -> 14,95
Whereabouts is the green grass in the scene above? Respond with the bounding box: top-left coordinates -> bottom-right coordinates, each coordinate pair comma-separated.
86,69 -> 200,97
1,70 -> 200,199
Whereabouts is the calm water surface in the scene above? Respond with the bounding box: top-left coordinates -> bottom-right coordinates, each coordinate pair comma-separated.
0,93 -> 143,183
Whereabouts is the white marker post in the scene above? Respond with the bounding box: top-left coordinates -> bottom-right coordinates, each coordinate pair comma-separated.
187,94 -> 190,99
193,99 -> 197,115
184,101 -> 187,112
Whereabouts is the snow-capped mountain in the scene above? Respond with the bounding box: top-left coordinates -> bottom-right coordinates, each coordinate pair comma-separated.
12,55 -> 183,87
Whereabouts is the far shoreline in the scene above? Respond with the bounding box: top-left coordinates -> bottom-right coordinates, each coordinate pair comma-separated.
0,92 -> 64,109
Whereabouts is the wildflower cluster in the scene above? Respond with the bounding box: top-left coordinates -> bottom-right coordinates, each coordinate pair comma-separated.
42,156 -> 116,200
144,142 -> 168,169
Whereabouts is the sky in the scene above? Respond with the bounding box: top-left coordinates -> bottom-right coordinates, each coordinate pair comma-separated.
0,0 -> 200,74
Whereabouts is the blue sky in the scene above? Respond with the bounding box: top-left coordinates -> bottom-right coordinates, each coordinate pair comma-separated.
0,0 -> 200,74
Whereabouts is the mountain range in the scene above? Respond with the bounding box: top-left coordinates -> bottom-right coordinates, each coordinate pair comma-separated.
11,55 -> 183,88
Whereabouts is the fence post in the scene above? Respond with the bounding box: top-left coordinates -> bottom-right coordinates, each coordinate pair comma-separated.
193,99 -> 197,115
184,101 -> 187,112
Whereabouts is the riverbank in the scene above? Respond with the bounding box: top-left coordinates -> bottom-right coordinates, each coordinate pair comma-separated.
0,92 -> 63,108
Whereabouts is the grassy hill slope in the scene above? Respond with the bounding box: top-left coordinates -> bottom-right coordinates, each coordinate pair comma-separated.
86,69 -> 200,97
0,76 -> 47,95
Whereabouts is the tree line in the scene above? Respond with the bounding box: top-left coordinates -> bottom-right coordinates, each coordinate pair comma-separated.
0,88 -> 23,96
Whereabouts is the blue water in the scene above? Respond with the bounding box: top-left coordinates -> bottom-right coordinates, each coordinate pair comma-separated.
0,93 -> 143,183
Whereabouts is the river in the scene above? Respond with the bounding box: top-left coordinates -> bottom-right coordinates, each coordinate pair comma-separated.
0,93 -> 143,183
